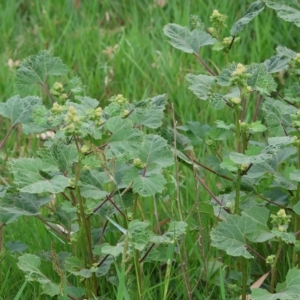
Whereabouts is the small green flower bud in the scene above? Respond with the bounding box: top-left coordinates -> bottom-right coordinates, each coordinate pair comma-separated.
240,164 -> 249,171
232,63 -> 246,76
266,255 -> 275,264
231,97 -> 241,104
121,109 -> 130,118
81,145 -> 89,154
53,82 -> 64,92
133,158 -> 146,169
59,93 -> 68,101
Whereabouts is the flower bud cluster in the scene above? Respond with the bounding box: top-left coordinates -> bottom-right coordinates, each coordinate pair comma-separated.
222,36 -> 233,53
50,82 -> 68,101
208,27 -> 217,38
289,53 -> 300,77
266,254 -> 275,264
209,9 -> 227,28
51,102 -> 65,114
230,97 -> 241,105
291,110 -> 300,129
88,107 -> 103,126
230,63 -> 251,91
65,106 -> 83,135
110,94 -> 128,106
190,15 -> 203,29
270,209 -> 291,232
133,158 -> 146,169
121,109 -> 130,118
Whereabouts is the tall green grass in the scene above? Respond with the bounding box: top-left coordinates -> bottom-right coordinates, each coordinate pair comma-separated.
0,0 -> 298,299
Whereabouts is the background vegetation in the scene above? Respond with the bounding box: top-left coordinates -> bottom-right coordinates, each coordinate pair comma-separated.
0,0 -> 299,299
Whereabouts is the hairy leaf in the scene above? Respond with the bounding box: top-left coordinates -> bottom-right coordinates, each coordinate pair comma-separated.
185,74 -> 215,100
262,98 -> 297,135
16,50 -> 68,95
9,158 -> 70,193
1,193 -> 50,216
163,23 -> 216,53
247,63 -> 277,95
132,173 -> 166,197
264,54 -> 290,73
18,254 -> 60,297
248,121 -> 267,133
129,94 -> 167,128
80,170 -> 110,200
230,1 -> 265,35
217,63 -> 237,86
38,141 -> 78,174
210,214 -> 255,258
229,151 -> 272,165
277,45 -> 297,58
105,116 -> 144,159
252,268 -> 300,299
128,220 -> 151,251
242,207 -> 274,242
265,0 -> 300,27
139,135 -> 174,168
0,95 -> 41,127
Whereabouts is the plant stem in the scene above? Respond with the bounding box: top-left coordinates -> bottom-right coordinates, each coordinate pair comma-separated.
133,249 -> 143,300
293,143 -> 300,266
270,240 -> 283,293
235,105 -> 241,153
171,103 -> 192,300
235,172 -> 242,216
0,125 -> 14,150
241,257 -> 248,300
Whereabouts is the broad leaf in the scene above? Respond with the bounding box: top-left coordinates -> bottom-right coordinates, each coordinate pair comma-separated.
186,74 -> 215,100
265,0 -> 300,27
129,94 -> 167,128
163,23 -> 216,53
252,268 -> 300,299
138,135 -> 174,168
229,151 -> 272,165
9,158 -> 70,193
18,254 -> 60,297
0,95 -> 41,127
277,45 -> 297,58
38,141 -> 78,174
210,214 -> 256,258
248,121 -> 267,133
6,240 -> 28,253
128,220 -> 151,251
101,242 -> 125,257
247,63 -> 277,95
1,193 -> 51,216
262,98 -> 297,135
132,173 -> 167,197
105,116 -> 144,159
230,1 -> 265,35
242,207 -> 274,242
217,63 -> 237,86
80,170 -> 110,200
264,54 -> 290,73
16,50 -> 68,95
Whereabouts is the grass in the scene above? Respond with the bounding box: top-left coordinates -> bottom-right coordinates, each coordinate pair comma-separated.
0,0 -> 299,299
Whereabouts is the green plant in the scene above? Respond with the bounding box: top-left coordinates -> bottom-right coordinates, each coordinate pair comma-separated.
0,51 -> 187,299
163,1 -> 300,299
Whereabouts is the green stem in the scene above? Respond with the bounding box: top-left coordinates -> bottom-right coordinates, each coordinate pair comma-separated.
241,257 -> 248,300
235,106 -> 241,153
73,136 -> 98,296
235,171 -> 242,215
133,249 -> 143,300
242,131 -> 247,154
293,143 -> 300,266
270,240 -> 283,293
